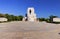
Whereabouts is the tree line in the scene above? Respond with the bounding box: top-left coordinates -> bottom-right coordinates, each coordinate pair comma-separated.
0,14 -> 23,21
0,13 -> 58,23
38,15 -> 58,23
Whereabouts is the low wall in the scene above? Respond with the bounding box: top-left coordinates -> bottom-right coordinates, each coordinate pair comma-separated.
53,18 -> 60,22
0,18 -> 7,22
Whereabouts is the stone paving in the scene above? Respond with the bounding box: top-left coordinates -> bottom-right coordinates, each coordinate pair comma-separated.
0,21 -> 60,39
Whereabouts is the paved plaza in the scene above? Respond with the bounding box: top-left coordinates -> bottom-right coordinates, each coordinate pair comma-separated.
0,21 -> 60,39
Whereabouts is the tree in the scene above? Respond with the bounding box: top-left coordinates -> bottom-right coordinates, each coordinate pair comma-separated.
0,14 -> 5,17
4,14 -> 11,21
49,15 -> 58,23
5,14 -> 15,21
39,18 -> 46,22
18,15 -> 23,21
45,18 -> 50,23
10,15 -> 15,21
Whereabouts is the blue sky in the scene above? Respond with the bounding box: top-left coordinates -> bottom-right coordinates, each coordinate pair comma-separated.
0,0 -> 60,18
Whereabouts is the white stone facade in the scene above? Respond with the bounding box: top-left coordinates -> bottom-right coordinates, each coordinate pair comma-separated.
23,7 -> 37,22
27,8 -> 37,21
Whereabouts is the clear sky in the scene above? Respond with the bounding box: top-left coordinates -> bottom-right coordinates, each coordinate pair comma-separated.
0,0 -> 60,18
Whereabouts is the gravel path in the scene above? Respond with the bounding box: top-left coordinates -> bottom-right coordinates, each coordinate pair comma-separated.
0,21 -> 60,39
